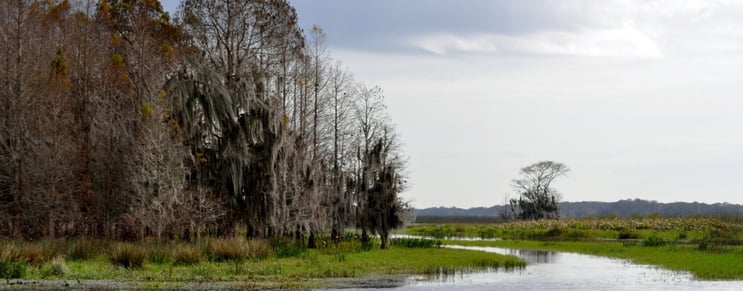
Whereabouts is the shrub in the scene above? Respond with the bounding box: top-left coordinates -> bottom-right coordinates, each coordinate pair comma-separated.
67,239 -> 102,261
110,243 -> 146,269
205,238 -> 247,262
246,239 -> 272,259
43,256 -> 70,277
172,244 -> 203,265
0,247 -> 27,279
0,260 -> 26,279
698,239 -> 710,251
361,240 -> 375,251
618,230 -> 640,240
274,244 -> 305,258
14,245 -> 46,267
148,246 -> 171,264
642,236 -> 666,247
543,226 -> 562,238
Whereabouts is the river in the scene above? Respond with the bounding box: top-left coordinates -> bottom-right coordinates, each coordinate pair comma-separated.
322,244 -> 743,290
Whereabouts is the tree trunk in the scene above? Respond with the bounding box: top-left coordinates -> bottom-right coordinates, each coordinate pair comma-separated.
361,229 -> 369,246
331,227 -> 339,243
308,231 -> 316,249
380,231 -> 389,249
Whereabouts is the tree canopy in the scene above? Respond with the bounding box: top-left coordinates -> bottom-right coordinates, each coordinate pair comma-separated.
507,161 -> 569,220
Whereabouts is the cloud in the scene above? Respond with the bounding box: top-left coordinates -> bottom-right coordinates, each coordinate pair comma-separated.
292,0 -> 743,58
291,0 -> 743,207
409,25 -> 661,57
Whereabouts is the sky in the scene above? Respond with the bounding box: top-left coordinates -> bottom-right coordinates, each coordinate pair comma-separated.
164,0 -> 743,208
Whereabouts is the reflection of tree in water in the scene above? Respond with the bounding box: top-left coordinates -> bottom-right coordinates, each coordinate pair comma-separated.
415,264 -> 525,283
507,249 -> 559,264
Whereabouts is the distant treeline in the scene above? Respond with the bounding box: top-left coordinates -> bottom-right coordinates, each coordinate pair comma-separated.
414,216 -> 505,224
416,199 -> 743,222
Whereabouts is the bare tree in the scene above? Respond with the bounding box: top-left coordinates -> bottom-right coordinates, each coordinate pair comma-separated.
508,161 -> 569,220
0,0 -> 81,238
351,85 -> 408,249
0,0 -> 411,244
324,61 -> 356,241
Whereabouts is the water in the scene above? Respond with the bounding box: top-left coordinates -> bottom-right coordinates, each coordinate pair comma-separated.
321,245 -> 743,290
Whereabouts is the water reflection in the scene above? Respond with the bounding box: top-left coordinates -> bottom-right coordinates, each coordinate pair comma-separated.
321,244 -> 743,291
391,234 -> 502,241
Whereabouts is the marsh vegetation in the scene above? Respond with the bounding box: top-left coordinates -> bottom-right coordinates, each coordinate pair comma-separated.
0,235 -> 523,289
408,216 -> 743,279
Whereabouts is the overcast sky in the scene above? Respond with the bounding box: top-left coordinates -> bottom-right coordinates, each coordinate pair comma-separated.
165,1 -> 743,208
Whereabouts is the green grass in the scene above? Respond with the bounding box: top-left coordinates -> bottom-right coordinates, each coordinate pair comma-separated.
16,246 -> 523,289
390,237 -> 442,248
0,237 -> 524,289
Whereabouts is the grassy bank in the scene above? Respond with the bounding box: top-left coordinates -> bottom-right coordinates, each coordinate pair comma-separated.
407,217 -> 743,280
443,239 -> 743,280
0,237 -> 524,289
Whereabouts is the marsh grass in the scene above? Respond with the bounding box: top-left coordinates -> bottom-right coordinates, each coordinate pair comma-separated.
0,259 -> 26,279
642,236 -> 667,247
0,232 -> 525,288
204,238 -> 248,262
42,256 -> 70,277
0,239 -> 524,288
172,244 -> 203,265
110,243 -> 146,269
67,239 -> 106,261
0,241 -> 58,279
270,237 -> 305,258
390,237 -> 442,248
147,245 -> 171,264
408,217 -> 743,243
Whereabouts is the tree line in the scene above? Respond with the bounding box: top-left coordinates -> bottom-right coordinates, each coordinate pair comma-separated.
417,199 -> 743,220
0,0 -> 410,249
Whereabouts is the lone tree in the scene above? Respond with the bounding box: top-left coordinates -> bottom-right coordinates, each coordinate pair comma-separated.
507,161 -> 569,220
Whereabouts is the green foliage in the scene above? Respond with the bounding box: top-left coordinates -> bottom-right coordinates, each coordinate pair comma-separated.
147,246 -> 171,264
274,243 -> 306,258
0,259 -> 26,279
110,53 -> 125,68
390,238 -> 442,248
110,243 -> 146,269
140,102 -> 154,117
50,47 -> 69,77
543,226 -> 562,238
618,229 -> 640,240
642,236 -> 667,247
361,240 -> 375,251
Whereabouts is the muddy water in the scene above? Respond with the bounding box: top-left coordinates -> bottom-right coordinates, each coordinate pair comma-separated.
322,245 -> 743,290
